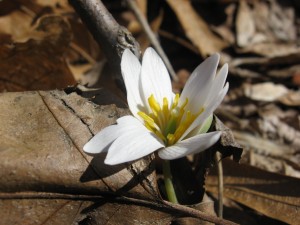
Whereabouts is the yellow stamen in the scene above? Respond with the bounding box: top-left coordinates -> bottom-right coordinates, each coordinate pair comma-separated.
138,94 -> 205,146
144,123 -> 154,133
148,94 -> 161,113
138,111 -> 157,130
155,130 -> 166,142
176,97 -> 188,125
172,93 -> 180,109
163,97 -> 169,120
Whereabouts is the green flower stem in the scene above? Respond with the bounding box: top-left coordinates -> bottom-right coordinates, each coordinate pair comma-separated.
162,160 -> 178,203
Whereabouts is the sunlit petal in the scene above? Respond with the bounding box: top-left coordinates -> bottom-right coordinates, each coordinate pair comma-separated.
83,125 -> 119,154
158,131 -> 221,160
179,83 -> 229,141
185,114 -> 214,138
117,115 -> 144,126
121,49 -> 146,117
179,54 -> 220,113
204,63 -> 228,106
105,126 -> 164,165
83,116 -> 144,154
140,48 -> 173,108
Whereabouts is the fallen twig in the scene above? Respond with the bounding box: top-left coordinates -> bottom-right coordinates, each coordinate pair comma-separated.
126,0 -> 178,82
69,0 -> 140,84
0,192 -> 238,225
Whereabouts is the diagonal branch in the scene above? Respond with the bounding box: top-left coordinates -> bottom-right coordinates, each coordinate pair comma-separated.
0,192 -> 238,225
126,0 -> 178,82
69,0 -> 140,84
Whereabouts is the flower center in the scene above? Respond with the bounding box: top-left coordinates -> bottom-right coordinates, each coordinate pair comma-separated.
138,94 -> 204,146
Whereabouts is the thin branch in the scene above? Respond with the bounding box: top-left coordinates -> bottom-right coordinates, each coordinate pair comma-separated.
126,0 -> 178,82
0,192 -> 237,225
162,200 -> 237,225
69,0 -> 140,83
158,29 -> 199,54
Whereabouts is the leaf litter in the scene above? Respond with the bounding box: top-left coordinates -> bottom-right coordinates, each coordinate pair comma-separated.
0,0 -> 299,224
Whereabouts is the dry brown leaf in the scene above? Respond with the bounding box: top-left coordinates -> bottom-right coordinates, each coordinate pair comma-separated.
244,82 -> 300,106
257,105 -> 300,150
69,60 -> 106,86
279,90 -> 300,106
0,0 -> 74,42
232,131 -> 295,159
211,4 -> 236,45
0,0 -> 102,88
0,198 -> 92,225
35,0 -> 71,11
0,8 -> 33,42
234,0 -> 298,56
0,197 -> 174,225
263,0 -> 297,42
166,0 -> 227,57
0,15 -> 75,91
0,90 -> 158,200
229,52 -> 300,82
0,89 -> 164,224
0,195 -> 221,225
85,200 -> 173,225
236,0 -> 256,47
244,82 -> 289,102
206,159 -> 300,224
237,42 -> 300,57
83,197 -> 222,225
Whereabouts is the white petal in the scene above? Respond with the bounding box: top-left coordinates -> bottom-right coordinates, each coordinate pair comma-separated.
83,116 -> 144,154
185,114 -> 213,138
204,63 -> 228,106
105,122 -> 165,165
208,82 -> 229,111
121,49 -> 146,117
116,115 -> 144,126
83,125 -> 119,154
158,131 -> 221,160
179,54 -> 220,113
140,48 -> 173,108
179,83 -> 229,141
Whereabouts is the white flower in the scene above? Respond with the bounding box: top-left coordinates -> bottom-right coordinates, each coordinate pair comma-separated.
84,48 -> 229,165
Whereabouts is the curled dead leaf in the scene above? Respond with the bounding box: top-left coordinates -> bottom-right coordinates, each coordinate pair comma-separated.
213,116 -> 243,162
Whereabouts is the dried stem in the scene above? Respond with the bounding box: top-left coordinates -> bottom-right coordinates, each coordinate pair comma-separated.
215,152 -> 224,218
126,0 -> 178,82
0,192 -> 237,225
162,200 -> 237,225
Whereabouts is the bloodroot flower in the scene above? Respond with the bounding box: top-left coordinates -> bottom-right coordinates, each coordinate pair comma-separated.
84,48 -> 229,166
